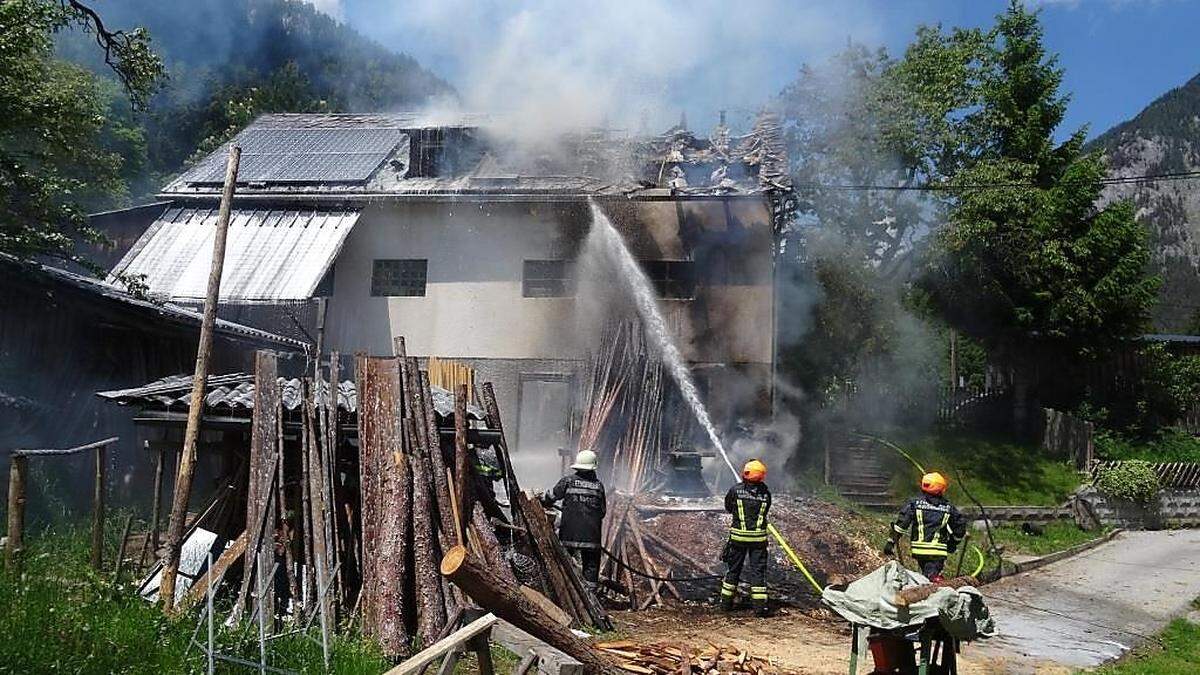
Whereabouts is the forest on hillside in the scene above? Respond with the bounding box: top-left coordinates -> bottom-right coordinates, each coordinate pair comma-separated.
56,0 -> 453,203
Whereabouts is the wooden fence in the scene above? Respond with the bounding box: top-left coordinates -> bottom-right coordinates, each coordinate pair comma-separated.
1090,460 -> 1200,489
935,386 -> 1009,427
1041,408 -> 1093,470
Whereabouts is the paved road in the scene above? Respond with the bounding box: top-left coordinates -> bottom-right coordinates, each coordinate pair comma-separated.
966,529 -> 1200,672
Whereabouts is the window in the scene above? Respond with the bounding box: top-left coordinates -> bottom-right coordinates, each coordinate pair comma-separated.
642,260 -> 696,299
371,259 -> 427,297
522,260 -> 575,298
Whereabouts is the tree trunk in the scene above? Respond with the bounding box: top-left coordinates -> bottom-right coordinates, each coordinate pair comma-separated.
440,546 -> 619,673
513,492 -> 588,625
232,351 -> 280,623
470,503 -> 517,586
453,385 -> 473,544
159,146 -> 240,611
406,418 -> 447,646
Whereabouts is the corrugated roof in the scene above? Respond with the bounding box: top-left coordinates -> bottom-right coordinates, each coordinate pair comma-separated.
110,208 -> 358,303
96,373 -> 485,420
0,254 -> 305,350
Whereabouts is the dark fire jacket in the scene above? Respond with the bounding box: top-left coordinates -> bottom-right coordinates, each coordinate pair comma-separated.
542,469 -> 607,549
893,494 -> 967,559
725,480 -> 771,549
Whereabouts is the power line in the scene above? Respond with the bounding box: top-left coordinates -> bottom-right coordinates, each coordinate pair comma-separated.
790,169 -> 1200,192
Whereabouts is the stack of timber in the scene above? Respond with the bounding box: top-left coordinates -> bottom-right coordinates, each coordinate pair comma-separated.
597,496 -> 718,610
596,641 -> 798,674
577,322 -> 697,493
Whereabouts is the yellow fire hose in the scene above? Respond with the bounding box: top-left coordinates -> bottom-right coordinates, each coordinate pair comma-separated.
767,523 -> 824,595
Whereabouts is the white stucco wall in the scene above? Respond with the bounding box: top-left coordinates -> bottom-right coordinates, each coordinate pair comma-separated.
322,199 -> 774,365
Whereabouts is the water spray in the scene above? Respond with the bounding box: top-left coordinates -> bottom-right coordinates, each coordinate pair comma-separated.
586,202 -> 738,479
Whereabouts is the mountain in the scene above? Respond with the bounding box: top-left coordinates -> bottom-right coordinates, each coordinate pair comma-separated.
58,0 -> 454,200
1088,73 -> 1200,332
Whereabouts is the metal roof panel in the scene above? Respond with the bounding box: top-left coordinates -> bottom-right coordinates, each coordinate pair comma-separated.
111,208 -> 359,302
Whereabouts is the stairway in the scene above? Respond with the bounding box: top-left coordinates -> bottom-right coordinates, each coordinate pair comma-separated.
827,434 -> 895,510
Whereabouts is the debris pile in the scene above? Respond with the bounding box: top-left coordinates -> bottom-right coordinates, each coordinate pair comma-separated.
597,640 -> 801,674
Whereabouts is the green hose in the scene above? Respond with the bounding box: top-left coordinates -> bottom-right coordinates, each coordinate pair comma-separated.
970,544 -> 985,578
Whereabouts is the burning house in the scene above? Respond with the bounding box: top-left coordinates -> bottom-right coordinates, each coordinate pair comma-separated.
105,111 -> 795,486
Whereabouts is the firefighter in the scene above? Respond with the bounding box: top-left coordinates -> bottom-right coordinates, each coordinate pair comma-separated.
541,449 -> 607,586
884,471 -> 967,582
721,459 -> 771,617
472,444 -> 509,525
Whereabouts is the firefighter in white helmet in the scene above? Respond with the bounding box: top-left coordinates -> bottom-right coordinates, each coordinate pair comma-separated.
541,449 -> 607,586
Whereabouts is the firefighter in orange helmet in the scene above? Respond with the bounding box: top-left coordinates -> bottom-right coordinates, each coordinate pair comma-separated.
884,472 -> 966,582
721,459 -> 771,617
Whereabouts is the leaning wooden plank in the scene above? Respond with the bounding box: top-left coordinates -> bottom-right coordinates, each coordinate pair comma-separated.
440,545 -> 619,673
382,613 -> 499,675
524,494 -> 612,629
178,531 -> 249,612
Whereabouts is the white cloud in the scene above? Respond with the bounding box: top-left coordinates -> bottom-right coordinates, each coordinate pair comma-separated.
304,0 -> 345,21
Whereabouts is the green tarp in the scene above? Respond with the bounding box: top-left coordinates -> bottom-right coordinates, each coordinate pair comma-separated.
821,562 -> 996,641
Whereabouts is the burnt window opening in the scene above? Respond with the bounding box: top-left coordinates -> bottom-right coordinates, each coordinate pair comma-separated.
643,260 -> 697,299
523,260 -> 575,298
410,128 -> 445,177
371,259 -> 427,297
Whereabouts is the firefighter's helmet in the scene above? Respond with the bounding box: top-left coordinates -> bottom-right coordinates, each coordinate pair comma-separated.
921,471 -> 948,496
742,459 -> 767,483
571,449 -> 598,471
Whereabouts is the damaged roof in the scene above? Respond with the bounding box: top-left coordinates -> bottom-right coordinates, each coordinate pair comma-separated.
159,112 -> 792,201
97,372 -> 486,420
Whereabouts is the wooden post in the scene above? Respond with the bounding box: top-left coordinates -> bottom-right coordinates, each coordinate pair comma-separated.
949,329 -> 958,390
439,546 -> 619,673
91,442 -> 107,570
112,513 -> 134,587
5,455 -> 27,570
160,145 -> 241,611
147,442 -> 166,566
453,385 -> 472,544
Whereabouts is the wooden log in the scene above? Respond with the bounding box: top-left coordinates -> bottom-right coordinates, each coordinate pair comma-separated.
440,546 -> 619,674
179,531 -> 249,612
481,382 -> 521,522
419,371 -> 457,543
367,357 -> 413,656
91,442 -> 107,570
232,351 -> 280,622
5,455 -> 26,570
893,576 -> 979,607
406,418 -> 447,646
523,495 -> 612,630
453,384 -> 473,544
383,613 -> 499,675
514,492 -> 588,625
470,502 -> 517,586
159,146 -> 240,611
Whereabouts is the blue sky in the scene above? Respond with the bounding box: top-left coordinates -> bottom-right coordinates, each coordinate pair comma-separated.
313,0 -> 1200,139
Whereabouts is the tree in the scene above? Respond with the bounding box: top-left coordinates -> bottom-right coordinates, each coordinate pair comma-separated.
0,0 -> 161,264
919,2 -> 1158,370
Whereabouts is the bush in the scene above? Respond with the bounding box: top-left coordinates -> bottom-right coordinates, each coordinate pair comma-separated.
1094,461 -> 1160,503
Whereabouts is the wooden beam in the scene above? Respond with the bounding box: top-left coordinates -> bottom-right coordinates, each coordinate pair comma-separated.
159,145 -> 241,611
383,613 -> 499,675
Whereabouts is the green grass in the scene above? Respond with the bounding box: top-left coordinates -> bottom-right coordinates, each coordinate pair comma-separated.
1096,427 -> 1200,463
988,520 -> 1110,557
884,433 -> 1084,506
1098,618 -> 1200,674
0,522 -> 390,674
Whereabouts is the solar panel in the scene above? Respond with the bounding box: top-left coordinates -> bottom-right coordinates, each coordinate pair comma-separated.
181,127 -> 406,185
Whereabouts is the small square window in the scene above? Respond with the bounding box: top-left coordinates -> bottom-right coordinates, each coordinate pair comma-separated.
642,260 -> 696,299
371,259 -> 427,297
523,260 -> 575,298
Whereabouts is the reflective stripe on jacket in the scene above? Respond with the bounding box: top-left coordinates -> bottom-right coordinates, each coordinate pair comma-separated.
725,481 -> 771,547
893,494 -> 966,559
